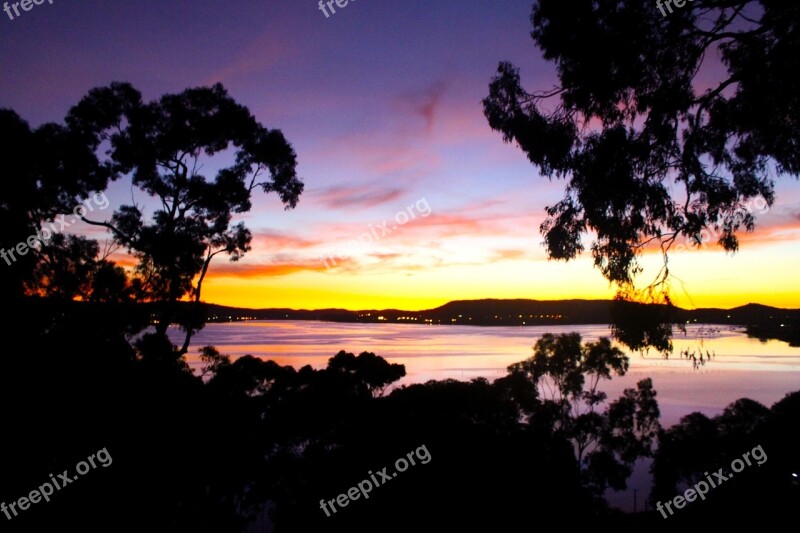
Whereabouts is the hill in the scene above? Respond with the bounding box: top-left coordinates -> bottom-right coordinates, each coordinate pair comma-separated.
202,299 -> 800,331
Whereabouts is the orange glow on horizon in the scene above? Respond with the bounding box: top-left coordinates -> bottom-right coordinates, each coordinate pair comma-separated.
198,252 -> 800,311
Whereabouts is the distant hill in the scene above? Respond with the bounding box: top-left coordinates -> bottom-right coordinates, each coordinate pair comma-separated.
201,299 -> 800,331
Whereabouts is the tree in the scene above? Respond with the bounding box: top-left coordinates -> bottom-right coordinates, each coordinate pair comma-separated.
587,377 -> 660,492
505,332 -> 658,497
198,345 -> 232,380
89,260 -> 141,303
0,109 -> 115,300
483,0 -> 800,351
66,82 -> 303,351
651,400 -> 766,497
26,234 -> 99,299
327,350 -> 407,397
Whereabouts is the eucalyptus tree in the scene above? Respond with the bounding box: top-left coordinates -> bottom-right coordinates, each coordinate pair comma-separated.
484,0 -> 799,351
68,82 -> 303,351
506,332 -> 660,495
0,108 -> 116,300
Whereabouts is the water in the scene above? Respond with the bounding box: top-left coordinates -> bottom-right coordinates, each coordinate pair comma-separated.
167,320 -> 800,512
168,320 -> 800,426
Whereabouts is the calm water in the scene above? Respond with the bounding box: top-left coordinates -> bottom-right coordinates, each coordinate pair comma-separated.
169,320 -> 800,426
168,320 -> 800,512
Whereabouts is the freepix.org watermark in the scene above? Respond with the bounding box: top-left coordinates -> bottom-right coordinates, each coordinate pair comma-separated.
1,447 -> 113,521
319,444 -> 432,517
656,0 -> 693,18
318,0 -> 356,19
320,197 -> 432,270
1,192 -> 110,267
3,0 -> 54,21
656,444 -> 767,519
672,196 -> 769,254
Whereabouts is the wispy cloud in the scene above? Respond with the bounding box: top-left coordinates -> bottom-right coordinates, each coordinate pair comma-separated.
202,34 -> 291,86
395,78 -> 451,133
313,184 -> 407,209
491,249 -> 528,261
250,230 -> 322,250
207,258 -> 326,278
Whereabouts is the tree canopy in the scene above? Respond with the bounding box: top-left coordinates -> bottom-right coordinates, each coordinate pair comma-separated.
67,82 -> 304,347
1,82 -> 304,353
504,332 -> 658,495
0,108 -> 115,299
483,0 -> 799,350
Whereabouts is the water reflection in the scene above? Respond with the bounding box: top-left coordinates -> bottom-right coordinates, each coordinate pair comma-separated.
167,320 -> 800,426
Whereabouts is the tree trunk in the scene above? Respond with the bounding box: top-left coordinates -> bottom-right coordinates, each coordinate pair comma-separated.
179,251 -> 215,354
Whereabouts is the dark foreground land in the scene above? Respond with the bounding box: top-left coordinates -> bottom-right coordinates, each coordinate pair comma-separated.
1,298 -> 797,531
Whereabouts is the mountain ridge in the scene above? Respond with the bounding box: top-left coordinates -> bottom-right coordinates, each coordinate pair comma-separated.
202,298 -> 800,328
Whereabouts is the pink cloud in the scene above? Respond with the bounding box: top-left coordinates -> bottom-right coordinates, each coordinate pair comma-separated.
313,184 -> 407,209
250,230 -> 322,250
202,34 -> 291,86
207,258 -> 331,278
395,79 -> 451,133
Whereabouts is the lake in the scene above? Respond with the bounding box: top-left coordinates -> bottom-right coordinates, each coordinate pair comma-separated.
168,320 -> 800,427
168,320 -> 800,512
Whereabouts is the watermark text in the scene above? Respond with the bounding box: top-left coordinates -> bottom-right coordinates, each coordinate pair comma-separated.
656,443 -> 767,519
1,447 -> 113,521
320,444 -> 431,517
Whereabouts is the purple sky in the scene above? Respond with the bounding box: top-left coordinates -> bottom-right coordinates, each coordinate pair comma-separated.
2,0 -> 798,310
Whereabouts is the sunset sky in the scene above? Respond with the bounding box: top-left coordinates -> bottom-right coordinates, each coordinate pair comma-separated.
2,0 -> 798,311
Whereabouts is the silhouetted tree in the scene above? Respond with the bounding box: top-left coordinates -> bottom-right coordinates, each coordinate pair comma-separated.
26,234 -> 100,299
88,260 -> 141,303
198,345 -> 231,379
650,399 -> 769,503
484,0 -> 800,351
0,108 -> 116,300
66,82 -> 303,351
327,350 -> 407,396
1,85 -> 306,532
507,333 -> 658,499
650,392 -> 798,523
586,377 -> 660,493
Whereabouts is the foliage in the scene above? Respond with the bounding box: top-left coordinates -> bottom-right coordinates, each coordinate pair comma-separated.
650,392 -> 798,522
65,82 -> 303,348
506,332 -> 658,496
483,0 -> 800,351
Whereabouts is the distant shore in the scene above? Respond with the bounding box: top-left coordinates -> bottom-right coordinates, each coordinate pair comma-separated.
198,298 -> 799,346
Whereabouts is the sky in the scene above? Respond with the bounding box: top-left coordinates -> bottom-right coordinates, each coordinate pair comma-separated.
2,0 -> 799,311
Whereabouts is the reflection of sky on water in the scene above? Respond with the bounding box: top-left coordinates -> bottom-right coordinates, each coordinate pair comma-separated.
167,320 -> 800,426
167,320 -> 800,513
